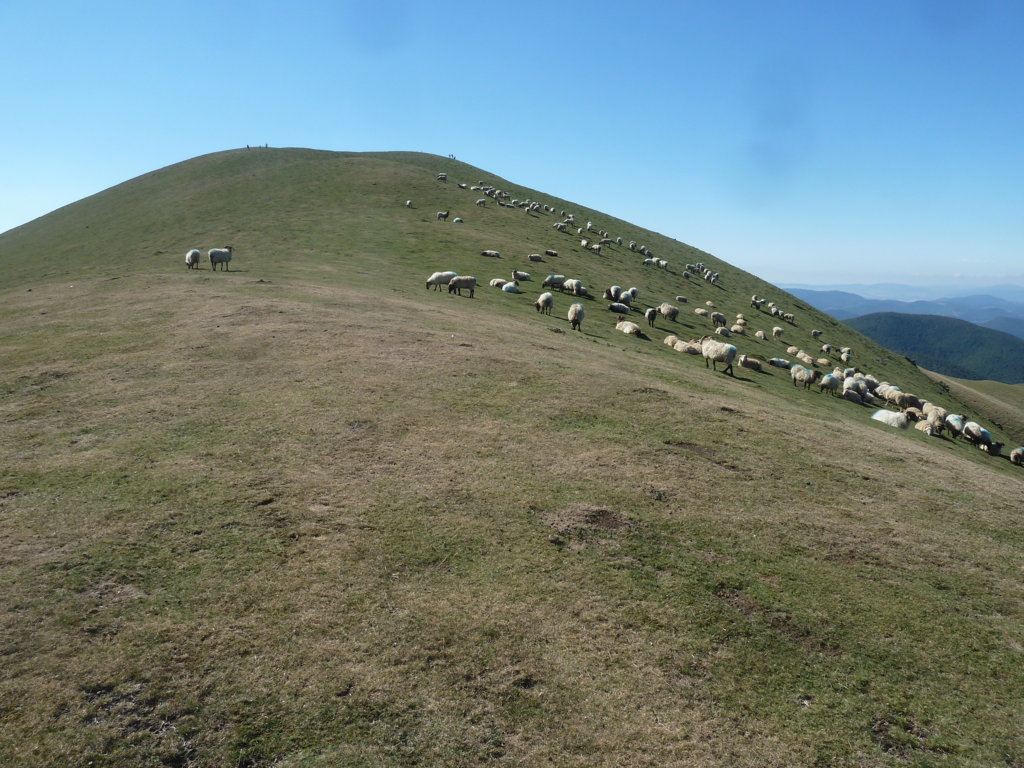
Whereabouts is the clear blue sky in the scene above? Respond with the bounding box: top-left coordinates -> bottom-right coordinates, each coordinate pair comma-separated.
2,0 -> 1022,289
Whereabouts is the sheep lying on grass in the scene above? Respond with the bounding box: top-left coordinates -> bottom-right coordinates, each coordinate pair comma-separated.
616,319 -> 644,336
737,354 -> 762,372
871,409 -> 909,429
1010,447 -> 1023,466
700,335 -> 737,376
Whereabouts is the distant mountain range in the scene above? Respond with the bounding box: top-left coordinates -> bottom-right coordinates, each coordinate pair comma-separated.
845,313 -> 1024,384
788,288 -> 1024,339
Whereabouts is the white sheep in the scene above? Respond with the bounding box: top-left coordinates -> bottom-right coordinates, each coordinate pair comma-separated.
658,303 -> 679,322
426,270 -> 458,290
664,334 -> 680,347
405,200 -> 413,208
512,270 -> 533,282
475,198 -> 487,206
737,354 -> 762,372
490,278 -> 509,288
700,335 -> 737,376
209,246 -> 233,271
754,330 -> 767,340
616,319 -> 643,336
542,274 -> 567,289
481,249 -> 502,258
818,373 -> 841,396
562,279 -> 588,297
502,282 -> 523,294
535,292 -> 554,315
772,326 -> 783,338
185,249 -> 201,269
609,302 -> 632,314
675,339 -> 702,355
1010,447 -> 1023,466
790,365 -> 820,390
568,303 -> 584,331
871,409 -> 909,429
447,275 -> 477,297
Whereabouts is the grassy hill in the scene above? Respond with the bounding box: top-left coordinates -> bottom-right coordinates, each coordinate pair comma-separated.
1,148 -> 1022,767
922,370 -> 1024,446
847,312 -> 1024,384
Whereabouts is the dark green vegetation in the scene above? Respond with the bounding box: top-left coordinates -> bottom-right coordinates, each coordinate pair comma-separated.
848,312 -> 1024,384
2,149 -> 1022,767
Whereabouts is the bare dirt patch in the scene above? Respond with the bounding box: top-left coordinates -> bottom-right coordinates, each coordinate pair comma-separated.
543,503 -> 631,535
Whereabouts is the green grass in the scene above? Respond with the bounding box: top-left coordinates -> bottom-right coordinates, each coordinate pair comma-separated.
1,148 -> 1022,766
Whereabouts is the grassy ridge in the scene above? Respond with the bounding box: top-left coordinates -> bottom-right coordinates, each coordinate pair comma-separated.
1,149 -> 1022,766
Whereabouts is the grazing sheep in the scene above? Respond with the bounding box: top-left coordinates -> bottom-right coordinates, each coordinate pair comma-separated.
818,374 -> 841,396
609,302 -> 632,314
447,275 -> 477,297
209,246 -> 233,271
617,292 -> 633,306
185,249 -> 201,269
840,352 -> 852,364
568,303 -> 584,331
645,307 -> 657,327
427,271 -> 458,290
512,270 -> 533,282
773,326 -> 784,338
754,330 -> 767,340
535,292 -> 554,315
553,222 -> 567,232
700,335 -> 737,375
562,279 -> 588,297
737,354 -> 762,372
658,303 -> 679,322
405,200 -> 413,208
475,198 -> 487,206
945,414 -> 966,438
481,249 -> 502,258
436,210 -> 450,221
543,274 -> 567,289
1010,447 -> 1023,465
790,365 -> 820,390
710,311 -> 728,328
963,421 -> 1002,455
871,409 -> 909,429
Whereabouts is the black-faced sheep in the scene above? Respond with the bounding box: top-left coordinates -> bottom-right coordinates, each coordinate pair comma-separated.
700,335 -> 737,376
209,246 -> 233,271
535,292 -> 554,315
185,249 -> 201,269
436,210 -> 449,221
658,303 -> 679,322
790,364 -> 820,390
737,354 -> 762,372
644,307 -> 657,327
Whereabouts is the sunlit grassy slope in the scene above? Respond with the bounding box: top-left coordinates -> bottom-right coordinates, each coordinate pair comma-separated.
1,148 -> 1021,767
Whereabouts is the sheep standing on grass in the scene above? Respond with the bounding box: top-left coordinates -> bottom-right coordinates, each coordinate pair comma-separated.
185,249 -> 201,269
659,303 -> 679,322
447,275 -> 477,297
426,271 -> 458,290
535,292 -> 554,314
568,303 -> 584,331
772,326 -> 783,338
790,364 -> 820,390
818,374 -> 841,396
209,246 -> 233,271
644,307 -> 657,327
436,210 -> 450,221
700,335 -> 737,376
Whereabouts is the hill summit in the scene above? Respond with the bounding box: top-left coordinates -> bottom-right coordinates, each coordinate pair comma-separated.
1,148 -> 1022,766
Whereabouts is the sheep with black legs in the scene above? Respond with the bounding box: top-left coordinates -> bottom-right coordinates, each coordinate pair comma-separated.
700,335 -> 737,376
209,246 -> 233,271
535,292 -> 554,315
645,307 -> 657,326
447,275 -> 477,297
185,249 -> 201,269
658,303 -> 679,322
790,364 -> 820,390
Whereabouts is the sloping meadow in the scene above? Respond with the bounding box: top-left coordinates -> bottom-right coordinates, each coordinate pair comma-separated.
0,149 -> 1021,766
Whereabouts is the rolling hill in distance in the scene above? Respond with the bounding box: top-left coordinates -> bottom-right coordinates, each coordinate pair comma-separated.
787,287 -> 1024,338
846,313 -> 1024,385
1,148 -> 1022,767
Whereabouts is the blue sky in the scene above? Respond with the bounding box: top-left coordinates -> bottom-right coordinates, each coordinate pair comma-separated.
2,1 -> 1021,290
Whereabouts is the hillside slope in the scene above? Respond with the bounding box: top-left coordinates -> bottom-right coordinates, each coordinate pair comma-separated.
1,149 -> 1022,767
847,312 -> 1024,384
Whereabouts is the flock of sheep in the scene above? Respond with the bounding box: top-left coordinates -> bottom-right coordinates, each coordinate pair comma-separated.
419,168 -> 1022,467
